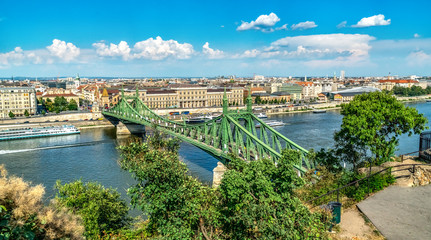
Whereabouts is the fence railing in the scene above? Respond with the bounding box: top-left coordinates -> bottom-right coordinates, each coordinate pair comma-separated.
306,163 -> 431,208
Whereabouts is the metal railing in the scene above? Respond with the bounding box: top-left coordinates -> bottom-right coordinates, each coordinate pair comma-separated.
306,163 -> 431,208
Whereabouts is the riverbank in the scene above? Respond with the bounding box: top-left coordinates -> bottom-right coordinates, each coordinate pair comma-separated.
0,119 -> 114,130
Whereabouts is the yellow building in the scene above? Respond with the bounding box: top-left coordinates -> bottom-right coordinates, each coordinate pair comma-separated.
0,87 -> 37,118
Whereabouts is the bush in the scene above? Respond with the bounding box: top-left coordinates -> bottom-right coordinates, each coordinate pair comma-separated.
0,165 -> 84,239
55,180 -> 131,238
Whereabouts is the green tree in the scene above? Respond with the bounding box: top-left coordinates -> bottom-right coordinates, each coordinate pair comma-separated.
254,95 -> 261,104
335,92 -> 428,165
55,179 -> 131,238
68,99 -> 78,111
24,109 -> 30,117
41,110 -> 46,115
118,136 -> 221,239
220,150 -> 328,239
8,111 -> 14,118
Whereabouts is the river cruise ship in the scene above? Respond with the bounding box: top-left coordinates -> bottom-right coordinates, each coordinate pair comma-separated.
0,125 -> 80,141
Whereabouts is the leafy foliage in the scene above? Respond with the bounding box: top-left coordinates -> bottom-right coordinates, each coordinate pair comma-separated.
335,92 -> 428,165
220,149 -> 328,239
55,179 -> 131,238
8,111 -> 14,118
118,134 -> 329,239
118,136 -> 221,239
0,164 -> 84,239
24,110 -> 30,117
42,96 -> 78,113
392,85 -> 431,97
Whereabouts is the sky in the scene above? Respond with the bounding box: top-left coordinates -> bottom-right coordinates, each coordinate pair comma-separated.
1,0 -> 431,78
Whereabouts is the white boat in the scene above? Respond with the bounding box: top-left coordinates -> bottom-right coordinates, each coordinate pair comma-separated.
255,120 -> 285,128
256,112 -> 268,118
186,114 -> 213,124
0,125 -> 80,141
312,109 -> 326,113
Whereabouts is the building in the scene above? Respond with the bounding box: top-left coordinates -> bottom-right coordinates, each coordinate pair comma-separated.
0,87 -> 37,118
377,79 -> 421,91
118,84 -> 244,109
40,88 -> 80,107
278,83 -> 303,100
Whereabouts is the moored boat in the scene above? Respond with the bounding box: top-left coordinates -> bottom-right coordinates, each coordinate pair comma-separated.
0,125 -> 80,141
185,114 -> 213,124
256,120 -> 285,128
256,112 -> 268,118
312,109 -> 326,113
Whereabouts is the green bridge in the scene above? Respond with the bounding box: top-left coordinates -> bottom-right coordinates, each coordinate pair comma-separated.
102,88 -> 312,172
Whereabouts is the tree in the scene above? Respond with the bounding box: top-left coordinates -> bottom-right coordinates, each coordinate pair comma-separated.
8,111 -> 15,118
335,92 -> 428,165
24,109 -> 30,117
68,99 -> 78,111
0,165 -> 84,239
118,136 -> 329,239
55,179 -> 131,238
118,136 -> 221,239
219,150 -> 328,239
41,110 -> 46,115
254,96 -> 261,104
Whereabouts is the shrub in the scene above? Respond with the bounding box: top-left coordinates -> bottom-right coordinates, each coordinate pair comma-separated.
0,165 -> 84,239
55,180 -> 131,238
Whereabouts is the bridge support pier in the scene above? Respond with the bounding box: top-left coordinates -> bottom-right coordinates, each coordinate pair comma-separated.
116,121 -> 131,135
212,161 -> 227,188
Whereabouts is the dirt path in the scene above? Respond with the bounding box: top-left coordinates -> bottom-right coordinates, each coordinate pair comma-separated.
330,207 -> 384,240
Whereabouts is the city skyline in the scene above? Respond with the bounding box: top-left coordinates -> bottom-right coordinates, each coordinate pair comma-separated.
1,0 -> 431,77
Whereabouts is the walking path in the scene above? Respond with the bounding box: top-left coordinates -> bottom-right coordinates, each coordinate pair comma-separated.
357,184 -> 431,240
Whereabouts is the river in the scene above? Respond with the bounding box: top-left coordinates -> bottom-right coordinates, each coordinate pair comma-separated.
0,102 -> 429,204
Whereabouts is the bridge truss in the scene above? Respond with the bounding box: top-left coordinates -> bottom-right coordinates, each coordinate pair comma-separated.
103,88 -> 312,172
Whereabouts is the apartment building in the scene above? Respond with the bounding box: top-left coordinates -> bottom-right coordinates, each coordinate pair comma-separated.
0,87 -> 37,118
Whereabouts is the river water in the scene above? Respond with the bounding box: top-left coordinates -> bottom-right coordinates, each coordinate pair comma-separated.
0,102 -> 429,204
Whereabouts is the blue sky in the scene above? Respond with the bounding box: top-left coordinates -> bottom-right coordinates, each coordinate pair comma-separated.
1,0 -> 431,77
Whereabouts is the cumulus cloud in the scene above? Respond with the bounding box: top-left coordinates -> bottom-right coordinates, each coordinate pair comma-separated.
291,21 -> 317,30
235,34 -> 375,68
0,47 -> 46,68
352,14 -> 391,28
271,34 -> 374,58
92,37 -> 194,60
133,37 -> 194,60
407,50 -> 431,66
414,33 -> 420,38
337,21 -> 347,29
46,39 -> 80,62
237,13 -> 280,32
93,41 -> 131,60
275,24 -> 288,31
202,42 -> 224,59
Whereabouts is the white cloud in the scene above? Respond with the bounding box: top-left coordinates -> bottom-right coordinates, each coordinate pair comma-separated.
235,34 -> 375,68
236,49 -> 261,58
46,39 -> 80,62
237,13 -> 280,32
291,21 -> 317,30
352,14 -> 391,28
0,47 -> 25,66
93,41 -> 131,60
133,36 -> 194,60
0,47 -> 47,68
275,24 -> 288,31
202,42 -> 224,59
414,33 -> 420,38
407,50 -> 431,66
92,37 -> 194,61
337,21 -> 347,29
